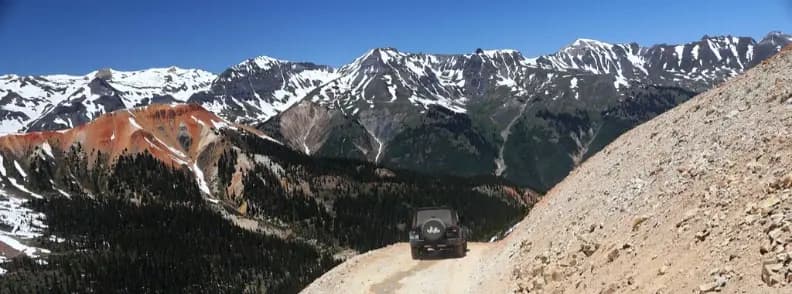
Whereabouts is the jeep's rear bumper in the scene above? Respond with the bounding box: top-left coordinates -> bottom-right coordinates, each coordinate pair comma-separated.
410,237 -> 464,249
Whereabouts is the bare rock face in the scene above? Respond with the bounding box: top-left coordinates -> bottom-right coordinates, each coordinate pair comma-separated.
257,100 -> 378,161
94,68 -> 113,80
277,100 -> 335,155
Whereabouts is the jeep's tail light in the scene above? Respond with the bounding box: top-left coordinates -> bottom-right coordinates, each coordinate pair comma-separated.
409,230 -> 420,240
446,226 -> 459,238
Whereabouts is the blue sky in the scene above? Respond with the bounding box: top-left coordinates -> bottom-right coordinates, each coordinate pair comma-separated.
1,0 -> 790,75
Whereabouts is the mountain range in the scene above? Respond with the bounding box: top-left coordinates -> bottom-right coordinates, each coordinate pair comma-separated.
1,32 -> 790,192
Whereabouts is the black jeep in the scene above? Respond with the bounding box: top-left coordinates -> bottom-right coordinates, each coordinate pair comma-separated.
409,207 -> 468,259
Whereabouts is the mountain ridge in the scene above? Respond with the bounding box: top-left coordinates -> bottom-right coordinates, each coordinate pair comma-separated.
2,32 -> 790,191
4,32 -> 789,134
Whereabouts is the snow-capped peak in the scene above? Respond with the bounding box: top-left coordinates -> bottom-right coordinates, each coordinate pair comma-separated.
569,38 -> 614,48
759,31 -> 792,44
246,55 -> 284,70
357,48 -> 405,64
475,49 -> 521,57
91,67 -> 216,101
228,55 -> 291,73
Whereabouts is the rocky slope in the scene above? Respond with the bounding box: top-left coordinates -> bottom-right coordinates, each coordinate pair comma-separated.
303,45 -> 792,293
484,45 -> 792,293
488,44 -> 792,293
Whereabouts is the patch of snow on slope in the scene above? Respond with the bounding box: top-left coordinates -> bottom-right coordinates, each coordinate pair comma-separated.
40,142 -> 54,158
570,77 -> 579,99
6,177 -> 43,199
692,44 -> 700,61
211,118 -> 237,130
191,162 -> 212,196
0,235 -> 48,258
127,116 -> 143,129
190,115 -> 208,128
364,127 -> 383,163
0,187 -> 49,273
614,75 -> 629,89
13,161 -> 26,178
407,95 -> 466,113
674,45 -> 685,67
0,192 -> 45,239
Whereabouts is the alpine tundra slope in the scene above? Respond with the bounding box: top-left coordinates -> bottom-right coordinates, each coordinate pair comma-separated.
303,46 -> 792,293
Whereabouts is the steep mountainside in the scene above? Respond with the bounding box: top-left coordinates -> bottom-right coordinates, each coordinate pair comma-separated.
0,104 -> 531,292
481,44 -> 792,294
304,44 -> 792,294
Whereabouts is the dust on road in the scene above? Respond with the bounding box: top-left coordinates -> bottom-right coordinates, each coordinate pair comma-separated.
302,242 -> 496,294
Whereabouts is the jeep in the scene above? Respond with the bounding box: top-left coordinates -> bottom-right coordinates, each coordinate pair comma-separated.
409,207 -> 468,259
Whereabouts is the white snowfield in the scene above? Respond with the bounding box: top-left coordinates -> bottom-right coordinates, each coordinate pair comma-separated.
0,67 -> 216,134
0,189 -> 50,274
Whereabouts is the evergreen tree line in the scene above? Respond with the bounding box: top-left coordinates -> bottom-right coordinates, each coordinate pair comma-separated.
227,131 -> 528,252
0,151 -> 337,294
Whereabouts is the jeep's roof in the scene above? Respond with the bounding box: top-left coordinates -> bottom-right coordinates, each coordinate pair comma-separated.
414,206 -> 455,212
413,207 -> 457,225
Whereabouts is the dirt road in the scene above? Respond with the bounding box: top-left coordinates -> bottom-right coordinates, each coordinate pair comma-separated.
302,242 -> 497,294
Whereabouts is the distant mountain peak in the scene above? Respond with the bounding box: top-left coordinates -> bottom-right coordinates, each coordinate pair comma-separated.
569,38 -> 614,48
360,47 -> 405,63
475,49 -> 523,59
235,55 -> 287,71
760,31 -> 792,43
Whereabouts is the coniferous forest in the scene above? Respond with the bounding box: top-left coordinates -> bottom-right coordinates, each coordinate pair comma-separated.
0,130 -> 531,293
0,152 -> 337,293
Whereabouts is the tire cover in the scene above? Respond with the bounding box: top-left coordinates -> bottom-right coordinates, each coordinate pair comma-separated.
421,218 -> 446,241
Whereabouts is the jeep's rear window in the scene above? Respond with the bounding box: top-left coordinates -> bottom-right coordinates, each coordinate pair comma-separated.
415,209 -> 453,224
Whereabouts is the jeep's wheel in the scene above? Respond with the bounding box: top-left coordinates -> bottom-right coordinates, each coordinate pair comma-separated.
455,244 -> 466,258
411,246 -> 421,260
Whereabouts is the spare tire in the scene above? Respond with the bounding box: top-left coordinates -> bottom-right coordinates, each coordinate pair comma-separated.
421,218 -> 446,241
